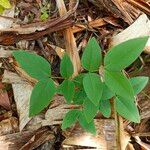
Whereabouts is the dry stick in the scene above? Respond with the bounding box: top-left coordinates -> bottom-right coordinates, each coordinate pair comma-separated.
114,107 -> 125,150
56,0 -> 81,76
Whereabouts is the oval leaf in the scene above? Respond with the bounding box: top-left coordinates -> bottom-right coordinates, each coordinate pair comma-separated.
60,53 -> 74,78
29,78 -> 56,117
73,73 -> 86,90
78,111 -> 96,135
83,98 -> 99,123
104,70 -> 134,100
81,37 -> 102,72
60,80 -> 75,103
101,83 -> 114,100
62,109 -> 80,130
130,76 -> 149,95
13,51 -> 51,80
104,37 -> 149,71
99,99 -> 111,118
83,73 -> 103,105
73,90 -> 86,105
115,96 -> 140,123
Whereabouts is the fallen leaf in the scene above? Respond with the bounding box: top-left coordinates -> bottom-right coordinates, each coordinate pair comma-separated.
0,91 -> 11,110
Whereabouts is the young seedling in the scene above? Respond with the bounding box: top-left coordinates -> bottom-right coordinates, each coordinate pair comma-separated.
0,0 -> 11,14
13,36 -> 149,134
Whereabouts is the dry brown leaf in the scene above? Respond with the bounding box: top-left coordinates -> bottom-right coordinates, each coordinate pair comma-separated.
0,91 -> 11,110
0,117 -> 19,136
2,70 -> 33,131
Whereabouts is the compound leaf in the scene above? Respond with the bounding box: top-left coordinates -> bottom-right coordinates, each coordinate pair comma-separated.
104,37 -> 149,71
13,50 -> 51,80
83,73 -> 103,105
115,96 -> 140,123
60,53 -> 74,78
104,70 -> 134,100
62,109 -> 80,130
60,80 -> 75,103
29,78 -> 56,117
130,76 -> 149,95
81,37 -> 102,72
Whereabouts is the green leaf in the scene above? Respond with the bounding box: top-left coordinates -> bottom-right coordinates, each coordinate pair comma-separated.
104,37 -> 149,71
0,5 -> 4,14
40,12 -> 49,21
83,73 -> 103,105
101,83 -> 114,100
60,53 -> 74,78
0,0 -> 11,9
60,80 -> 75,103
104,70 -> 134,100
83,98 -> 99,123
73,73 -> 86,90
99,99 -> 111,118
62,109 -> 80,130
73,90 -> 86,105
29,78 -> 56,117
130,76 -> 149,95
78,111 -> 96,135
115,96 -> 140,123
81,37 -> 102,72
13,50 -> 51,80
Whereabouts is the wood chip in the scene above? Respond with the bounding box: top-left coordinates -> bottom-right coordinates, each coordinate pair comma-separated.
0,130 -> 36,150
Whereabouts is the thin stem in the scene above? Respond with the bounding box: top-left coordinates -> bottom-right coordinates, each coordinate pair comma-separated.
51,76 -> 64,79
114,100 -> 123,150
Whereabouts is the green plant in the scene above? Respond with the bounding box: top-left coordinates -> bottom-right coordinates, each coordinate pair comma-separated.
13,37 -> 149,134
0,0 -> 11,14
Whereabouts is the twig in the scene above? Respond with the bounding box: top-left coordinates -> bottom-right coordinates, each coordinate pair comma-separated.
56,0 -> 81,76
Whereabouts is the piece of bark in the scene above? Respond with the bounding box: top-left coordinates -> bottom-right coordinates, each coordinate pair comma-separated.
110,14 -> 150,54
0,130 -> 36,150
56,0 -> 81,76
20,128 -> 55,150
88,0 -> 141,24
0,4 -> 78,46
2,70 -> 33,131
63,119 -> 118,149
